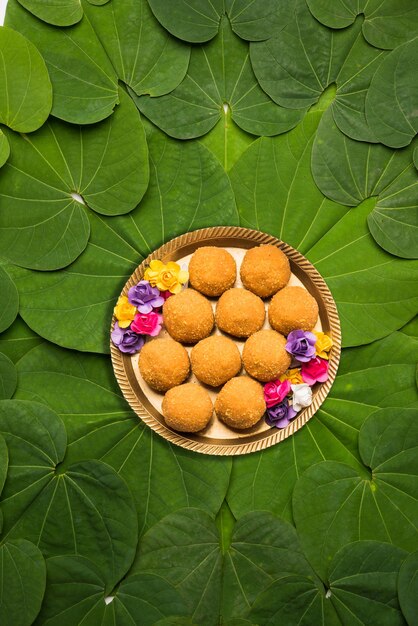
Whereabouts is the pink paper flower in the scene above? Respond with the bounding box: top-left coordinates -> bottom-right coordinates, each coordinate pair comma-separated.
301,357 -> 329,385
131,311 -> 163,337
264,379 -> 291,408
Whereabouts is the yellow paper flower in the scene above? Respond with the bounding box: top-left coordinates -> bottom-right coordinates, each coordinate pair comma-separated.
314,331 -> 333,360
114,295 -> 136,328
279,368 -> 303,385
144,260 -> 188,294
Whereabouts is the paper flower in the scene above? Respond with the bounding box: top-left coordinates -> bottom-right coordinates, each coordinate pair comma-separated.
291,383 -> 313,412
266,399 -> 297,428
111,322 -> 144,354
279,368 -> 303,385
285,329 -> 317,362
131,311 -> 163,337
313,331 -> 333,360
113,295 -> 137,329
264,379 -> 291,408
301,357 -> 329,385
144,260 -> 188,294
128,280 -> 165,314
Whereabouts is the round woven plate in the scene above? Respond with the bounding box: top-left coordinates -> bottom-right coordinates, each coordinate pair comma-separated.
110,226 -> 341,456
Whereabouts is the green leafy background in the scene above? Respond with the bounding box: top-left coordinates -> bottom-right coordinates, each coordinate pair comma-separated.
0,0 -> 417,624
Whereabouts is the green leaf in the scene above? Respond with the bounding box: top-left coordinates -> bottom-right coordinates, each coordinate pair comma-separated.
307,199 -> 418,346
293,408 -> 418,580
0,317 -> 43,363
230,111 -> 349,253
0,540 -> 46,626
0,352 -> 17,400
306,0 -> 418,50
0,399 -> 138,590
6,0 -> 119,124
227,332 -> 418,522
366,39 -> 418,148
8,128 -> 237,352
398,551 -> 418,626
0,88 -> 148,271
312,109 -> 418,259
0,26 -> 52,133
82,0 -> 190,97
146,0 -> 295,43
0,433 -> 7,530
250,5 -> 385,142
35,555 -> 188,626
14,343 -> 231,534
17,0 -> 83,26
134,16 -> 303,139
0,130 -> 10,168
0,263 -> 19,333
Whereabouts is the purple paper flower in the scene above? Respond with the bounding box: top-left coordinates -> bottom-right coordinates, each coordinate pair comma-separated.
285,329 -> 317,362
128,280 -> 165,314
111,322 -> 145,354
265,399 -> 297,429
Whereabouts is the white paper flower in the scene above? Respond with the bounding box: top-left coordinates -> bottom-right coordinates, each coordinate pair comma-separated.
291,383 -> 313,412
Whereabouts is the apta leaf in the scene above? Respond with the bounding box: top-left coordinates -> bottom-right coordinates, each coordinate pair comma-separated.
135,16 -> 303,139
312,109 -> 418,259
82,0 -> 190,97
293,408 -> 418,580
0,540 -> 46,626
0,89 -> 148,271
397,551 -> 418,626
306,0 -> 418,50
227,332 -> 418,522
0,263 -> 19,333
250,4 -> 385,142
0,433 -> 7,529
0,131 -> 10,168
9,129 -> 237,352
146,0 -> 295,43
14,343 -> 231,534
6,0 -> 119,124
35,556 -> 188,626
17,0 -> 83,26
0,26 -> 52,133
0,400 -> 138,590
0,317 -> 43,363
0,353 -> 17,400
200,105 -> 254,171
230,111 -> 349,253
366,39 -> 418,148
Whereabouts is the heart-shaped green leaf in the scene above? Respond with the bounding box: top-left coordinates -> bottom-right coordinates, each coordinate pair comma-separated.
6,0 -> 119,124
135,16 -> 303,139
0,131 -> 10,168
0,26 -> 52,133
8,128 -> 237,352
227,332 -> 418,522
366,38 -> 418,148
0,264 -> 18,334
250,4 -> 385,142
14,343 -> 232,534
146,0 -> 295,43
397,550 -> 418,626
306,0 -> 418,50
293,408 -> 418,580
35,556 -> 188,626
17,0 -> 83,26
0,317 -> 43,363
312,109 -> 418,259
0,540 -> 46,626
0,353 -> 17,400
0,399 -> 138,590
0,88 -> 148,271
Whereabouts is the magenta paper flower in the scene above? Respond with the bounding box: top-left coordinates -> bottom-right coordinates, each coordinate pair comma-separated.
301,357 -> 329,385
264,379 -> 291,408
111,322 -> 145,354
131,311 -> 163,337
128,280 -> 165,314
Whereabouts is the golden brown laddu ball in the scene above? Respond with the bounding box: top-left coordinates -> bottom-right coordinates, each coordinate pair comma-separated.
189,246 -> 236,296
162,383 -> 213,432
139,338 -> 190,392
242,329 -> 291,382
215,376 -> 266,429
240,245 -> 291,298
163,288 -> 214,343
215,288 -> 265,338
191,335 -> 241,387
269,286 -> 319,335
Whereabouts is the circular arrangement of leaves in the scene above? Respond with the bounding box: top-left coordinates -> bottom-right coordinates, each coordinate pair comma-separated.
0,0 -> 417,624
